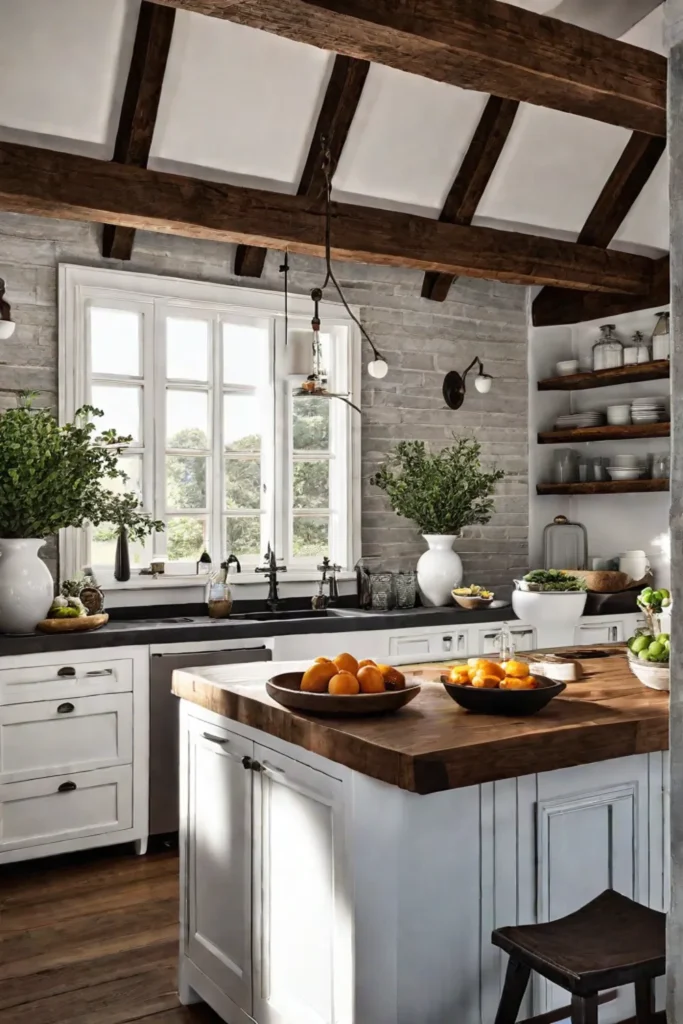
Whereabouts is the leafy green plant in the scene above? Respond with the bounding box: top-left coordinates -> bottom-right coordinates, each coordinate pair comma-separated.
522,569 -> 587,592
0,392 -> 164,541
371,437 -> 504,535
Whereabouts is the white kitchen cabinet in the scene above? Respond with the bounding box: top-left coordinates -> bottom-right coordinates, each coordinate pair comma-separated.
272,629 -> 389,662
180,705 -> 350,1024
252,744 -> 349,1024
574,620 -> 623,645
184,714 -> 254,1015
477,623 -> 536,655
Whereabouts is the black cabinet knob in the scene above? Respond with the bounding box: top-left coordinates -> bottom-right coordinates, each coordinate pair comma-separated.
57,667 -> 76,677
57,702 -> 75,714
58,781 -> 77,793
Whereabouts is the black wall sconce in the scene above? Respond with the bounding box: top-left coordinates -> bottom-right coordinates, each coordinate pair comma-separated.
442,357 -> 492,410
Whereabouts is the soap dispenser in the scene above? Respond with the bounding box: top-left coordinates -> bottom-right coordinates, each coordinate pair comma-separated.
207,560 -> 234,618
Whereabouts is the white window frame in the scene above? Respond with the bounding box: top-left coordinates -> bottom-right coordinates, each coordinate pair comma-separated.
58,264 -> 361,587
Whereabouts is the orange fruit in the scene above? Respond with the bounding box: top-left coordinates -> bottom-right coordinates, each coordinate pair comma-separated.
500,675 -> 537,690
376,664 -> 406,690
328,671 -> 360,695
357,665 -> 385,693
333,652 -> 359,676
449,667 -> 471,685
503,660 -> 530,679
474,659 -> 505,680
471,672 -> 501,689
314,656 -> 332,664
301,661 -> 337,693
358,659 -> 377,669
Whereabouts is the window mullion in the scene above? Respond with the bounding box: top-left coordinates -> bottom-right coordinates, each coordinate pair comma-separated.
211,314 -> 223,563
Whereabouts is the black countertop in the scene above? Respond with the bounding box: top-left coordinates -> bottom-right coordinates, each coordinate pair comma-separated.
0,604 -> 516,657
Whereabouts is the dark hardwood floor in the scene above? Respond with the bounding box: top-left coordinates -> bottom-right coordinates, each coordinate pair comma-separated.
0,844 -> 220,1024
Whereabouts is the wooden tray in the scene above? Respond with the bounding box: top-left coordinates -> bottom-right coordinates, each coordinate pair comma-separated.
267,672 -> 421,717
36,613 -> 109,634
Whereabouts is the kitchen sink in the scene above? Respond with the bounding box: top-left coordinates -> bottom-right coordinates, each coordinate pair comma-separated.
230,609 -> 336,621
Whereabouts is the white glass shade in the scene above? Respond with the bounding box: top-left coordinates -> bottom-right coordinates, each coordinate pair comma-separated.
368,358 -> 389,379
474,374 -> 492,394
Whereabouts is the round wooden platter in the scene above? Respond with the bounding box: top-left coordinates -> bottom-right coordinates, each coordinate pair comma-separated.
266,671 -> 421,717
36,613 -> 109,634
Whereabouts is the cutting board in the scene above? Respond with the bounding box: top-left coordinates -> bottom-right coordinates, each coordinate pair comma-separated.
36,613 -> 109,633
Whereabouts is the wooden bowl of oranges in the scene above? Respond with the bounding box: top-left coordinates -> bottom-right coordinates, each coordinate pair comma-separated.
267,654 -> 421,716
441,657 -> 565,716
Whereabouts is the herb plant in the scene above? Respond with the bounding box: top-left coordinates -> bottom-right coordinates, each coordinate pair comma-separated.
371,438 -> 504,535
522,569 -> 587,592
0,392 -> 164,541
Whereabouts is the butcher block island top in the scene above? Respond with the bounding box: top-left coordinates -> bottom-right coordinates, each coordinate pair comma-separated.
172,645 -> 669,795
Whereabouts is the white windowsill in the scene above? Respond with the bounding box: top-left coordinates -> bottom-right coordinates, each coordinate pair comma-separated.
101,571 -> 357,592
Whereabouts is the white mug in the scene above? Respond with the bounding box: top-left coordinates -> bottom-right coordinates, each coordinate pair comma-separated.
619,550 -> 650,581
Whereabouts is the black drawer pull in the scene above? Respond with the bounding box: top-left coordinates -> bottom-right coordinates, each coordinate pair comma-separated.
58,781 -> 77,793
57,667 -> 76,677
202,732 -> 227,745
57,702 -> 75,714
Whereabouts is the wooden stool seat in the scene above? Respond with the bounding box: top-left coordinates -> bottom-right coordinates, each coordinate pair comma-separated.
491,890 -> 665,1024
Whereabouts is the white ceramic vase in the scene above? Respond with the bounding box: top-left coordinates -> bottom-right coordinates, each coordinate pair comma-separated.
417,534 -> 463,607
0,539 -> 53,634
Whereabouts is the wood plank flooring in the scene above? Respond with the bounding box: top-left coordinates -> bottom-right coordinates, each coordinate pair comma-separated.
0,844 -> 220,1024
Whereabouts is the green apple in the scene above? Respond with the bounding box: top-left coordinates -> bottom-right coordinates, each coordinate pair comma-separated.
631,635 -> 652,654
657,633 -> 670,644
638,649 -> 651,661
648,641 -> 665,658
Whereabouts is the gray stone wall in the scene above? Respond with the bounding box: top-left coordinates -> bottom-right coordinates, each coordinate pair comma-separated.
0,212 -> 528,587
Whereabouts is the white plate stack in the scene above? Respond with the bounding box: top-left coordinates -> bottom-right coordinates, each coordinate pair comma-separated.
554,410 -> 604,430
631,397 -> 668,424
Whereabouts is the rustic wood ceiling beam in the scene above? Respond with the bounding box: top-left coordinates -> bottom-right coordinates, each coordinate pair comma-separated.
102,1 -> 176,260
0,141 -> 660,293
532,132 -> 667,326
422,95 -> 519,303
234,54 -> 369,278
150,0 -> 667,136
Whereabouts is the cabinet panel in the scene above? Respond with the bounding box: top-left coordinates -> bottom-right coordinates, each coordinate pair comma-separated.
429,631 -> 468,659
0,657 -> 133,705
0,694 -> 132,783
574,621 -> 623,646
388,635 -> 431,658
253,745 -> 350,1024
185,716 -> 253,1015
0,766 -> 132,851
477,625 -> 536,656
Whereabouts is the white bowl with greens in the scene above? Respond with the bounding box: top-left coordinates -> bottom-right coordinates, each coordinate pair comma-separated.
627,629 -> 670,691
512,570 -> 587,629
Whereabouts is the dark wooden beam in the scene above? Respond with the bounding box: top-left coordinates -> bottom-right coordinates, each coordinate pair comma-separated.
532,133 -> 667,326
533,256 -> 669,327
234,54 -> 369,278
102,1 -> 176,260
0,141 -> 661,293
422,95 -> 518,302
151,0 -> 667,136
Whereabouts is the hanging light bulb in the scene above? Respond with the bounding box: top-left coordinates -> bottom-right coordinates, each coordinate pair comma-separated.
368,358 -> 389,379
474,373 -> 493,394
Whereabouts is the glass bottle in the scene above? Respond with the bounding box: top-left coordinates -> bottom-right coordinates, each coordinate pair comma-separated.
652,312 -> 670,361
207,560 -> 233,618
633,331 -> 651,364
592,324 -> 623,371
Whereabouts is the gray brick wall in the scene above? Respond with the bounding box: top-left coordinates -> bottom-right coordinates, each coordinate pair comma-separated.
0,213 -> 528,587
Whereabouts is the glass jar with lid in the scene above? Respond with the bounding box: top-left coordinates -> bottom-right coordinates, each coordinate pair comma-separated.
652,311 -> 670,361
592,324 -> 623,371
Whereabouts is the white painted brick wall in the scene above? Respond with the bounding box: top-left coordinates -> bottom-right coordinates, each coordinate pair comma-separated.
0,213 -> 529,586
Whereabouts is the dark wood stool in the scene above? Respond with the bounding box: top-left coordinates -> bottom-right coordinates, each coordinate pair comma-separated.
491,889 -> 665,1024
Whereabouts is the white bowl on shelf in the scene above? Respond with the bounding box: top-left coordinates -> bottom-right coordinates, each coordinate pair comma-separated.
606,405 -> 632,426
613,454 -> 640,466
607,467 -> 642,481
556,360 -> 579,376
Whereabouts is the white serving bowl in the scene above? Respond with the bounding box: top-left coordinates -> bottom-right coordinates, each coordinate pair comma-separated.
613,454 -> 640,466
627,654 -> 669,691
556,360 -> 579,376
511,588 -> 587,630
607,467 -> 642,481
606,405 -> 632,425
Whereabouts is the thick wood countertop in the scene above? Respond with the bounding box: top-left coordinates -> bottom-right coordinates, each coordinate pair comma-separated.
172,647 -> 669,795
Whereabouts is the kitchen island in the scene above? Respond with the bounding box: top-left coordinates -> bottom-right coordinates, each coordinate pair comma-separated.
173,648 -> 669,1024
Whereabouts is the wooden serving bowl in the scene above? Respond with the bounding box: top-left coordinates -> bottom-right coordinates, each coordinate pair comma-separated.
267,672 -> 421,716
36,613 -> 109,634
441,674 -> 566,716
452,594 -> 494,611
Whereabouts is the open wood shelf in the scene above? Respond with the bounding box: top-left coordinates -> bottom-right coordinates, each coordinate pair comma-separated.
537,360 -> 670,392
538,422 -> 670,444
537,479 -> 669,496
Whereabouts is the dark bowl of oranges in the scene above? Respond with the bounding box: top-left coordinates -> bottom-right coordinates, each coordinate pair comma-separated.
267,654 -> 421,716
441,657 -> 565,716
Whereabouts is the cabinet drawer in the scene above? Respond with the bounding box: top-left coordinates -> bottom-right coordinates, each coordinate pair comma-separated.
0,765 -> 133,852
0,694 -> 133,784
0,657 -> 133,705
388,635 -> 431,657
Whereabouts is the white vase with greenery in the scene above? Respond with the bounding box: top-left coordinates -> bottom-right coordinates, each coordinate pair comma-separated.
372,438 -> 504,607
0,392 -> 163,634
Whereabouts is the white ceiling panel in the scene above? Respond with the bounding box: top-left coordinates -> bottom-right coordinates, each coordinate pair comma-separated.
149,12 -> 334,190
332,64 -> 489,217
619,3 -> 665,52
472,104 -> 630,237
0,0 -> 138,157
611,150 -> 668,255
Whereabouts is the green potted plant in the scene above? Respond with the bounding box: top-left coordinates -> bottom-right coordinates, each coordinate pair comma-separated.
0,392 -> 163,633
372,437 -> 504,606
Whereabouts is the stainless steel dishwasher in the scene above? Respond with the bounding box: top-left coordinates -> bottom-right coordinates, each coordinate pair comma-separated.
149,645 -> 272,835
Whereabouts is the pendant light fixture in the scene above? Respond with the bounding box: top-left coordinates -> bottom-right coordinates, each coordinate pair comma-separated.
0,279 -> 16,339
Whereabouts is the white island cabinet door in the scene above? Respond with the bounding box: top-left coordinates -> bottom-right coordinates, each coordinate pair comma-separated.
575,620 -> 624,645
253,746 -> 351,1024
184,715 -> 254,1016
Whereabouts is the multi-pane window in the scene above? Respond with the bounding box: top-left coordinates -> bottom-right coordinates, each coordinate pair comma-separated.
59,266 -> 360,581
